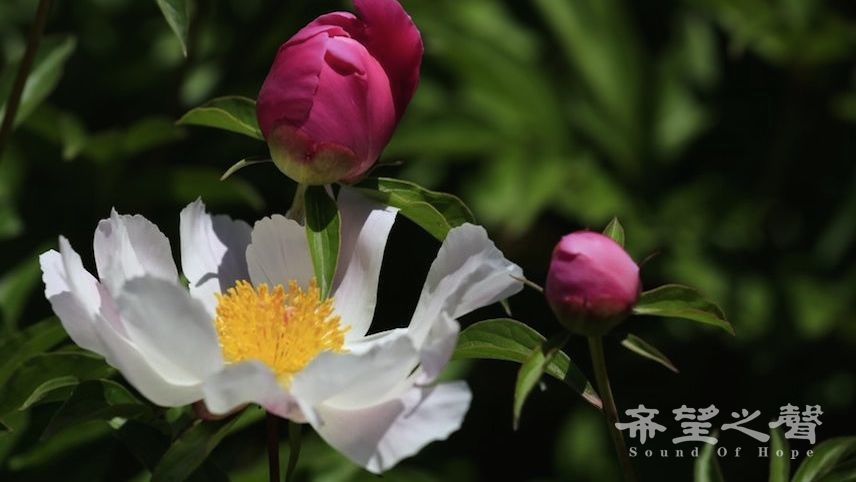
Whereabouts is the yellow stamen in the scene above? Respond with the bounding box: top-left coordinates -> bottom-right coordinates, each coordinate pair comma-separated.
214,279 -> 347,385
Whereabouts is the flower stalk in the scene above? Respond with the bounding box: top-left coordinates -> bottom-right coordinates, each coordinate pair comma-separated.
588,335 -> 637,482
286,421 -> 303,482
0,0 -> 53,161
266,412 -> 280,482
287,184 -> 308,222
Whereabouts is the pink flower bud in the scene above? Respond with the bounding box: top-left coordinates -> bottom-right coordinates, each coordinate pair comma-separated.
545,231 -> 641,335
257,0 -> 423,185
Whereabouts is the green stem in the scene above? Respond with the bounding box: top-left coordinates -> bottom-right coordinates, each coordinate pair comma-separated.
0,0 -> 53,161
266,412 -> 280,482
588,335 -> 637,482
285,421 -> 303,482
287,184 -> 308,222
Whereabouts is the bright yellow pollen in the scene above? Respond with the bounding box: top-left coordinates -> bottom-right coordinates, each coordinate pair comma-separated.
214,279 -> 348,385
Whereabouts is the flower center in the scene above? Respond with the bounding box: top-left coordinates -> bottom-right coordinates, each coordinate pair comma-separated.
214,279 -> 348,384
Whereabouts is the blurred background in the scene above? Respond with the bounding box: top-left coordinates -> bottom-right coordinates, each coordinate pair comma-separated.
1,0 -> 855,480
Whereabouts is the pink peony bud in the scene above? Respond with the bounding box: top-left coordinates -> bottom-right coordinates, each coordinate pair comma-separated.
257,0 -> 423,185
545,231 -> 641,335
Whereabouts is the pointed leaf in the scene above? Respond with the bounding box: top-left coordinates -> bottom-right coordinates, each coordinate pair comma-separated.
0,257 -> 42,330
154,0 -> 190,57
603,217 -> 625,246
454,319 -> 601,409
620,333 -> 678,373
151,413 -> 245,482
792,437 -> 856,482
356,177 -> 475,240
0,352 -> 114,418
305,186 -> 340,300
513,331 -> 570,429
0,318 -> 67,385
177,96 -> 262,140
633,284 -> 734,335
770,427 -> 790,482
0,36 -> 76,129
117,420 -> 230,482
694,436 -> 725,482
41,380 -> 153,439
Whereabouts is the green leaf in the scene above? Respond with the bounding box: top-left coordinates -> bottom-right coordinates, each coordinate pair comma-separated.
20,104 -> 89,161
0,36 -> 77,129
0,352 -> 114,418
0,317 -> 67,385
154,0 -> 190,57
603,217 -> 625,246
220,157 -> 272,181
633,284 -> 734,335
0,257 -> 44,331
770,427 -> 789,482
356,177 -> 475,240
620,333 -> 679,373
0,411 -> 28,465
177,96 -> 262,140
694,437 -> 725,482
41,380 -> 152,439
454,319 -> 601,409
151,413 -> 244,482
7,420 -> 111,471
513,330 -> 570,429
305,186 -> 340,300
792,437 -> 856,482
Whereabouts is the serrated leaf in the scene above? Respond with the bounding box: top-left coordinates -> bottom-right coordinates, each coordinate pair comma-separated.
694,435 -> 725,482
41,380 -> 153,439
0,352 -> 114,418
220,158 -> 272,180
154,0 -> 190,57
356,177 -> 475,240
633,284 -> 734,335
792,437 -> 856,482
603,217 -> 625,246
454,319 -> 601,409
620,333 -> 678,373
177,96 -> 262,140
0,36 -> 77,129
513,331 -> 570,429
151,413 -> 244,482
0,318 -> 67,385
305,186 -> 340,300
770,426 -> 789,482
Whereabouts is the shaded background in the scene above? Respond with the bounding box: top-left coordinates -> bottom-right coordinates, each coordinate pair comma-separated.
1,0 -> 855,480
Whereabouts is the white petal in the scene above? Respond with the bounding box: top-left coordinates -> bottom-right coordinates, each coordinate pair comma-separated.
42,241 -> 203,406
39,242 -> 104,353
409,224 -> 524,348
93,210 -> 178,295
331,188 -> 397,340
179,199 -> 252,315
94,314 -> 204,407
313,382 -> 472,474
416,314 -> 461,384
290,329 -> 417,412
246,215 -> 313,289
117,277 -> 223,384
202,362 -> 303,421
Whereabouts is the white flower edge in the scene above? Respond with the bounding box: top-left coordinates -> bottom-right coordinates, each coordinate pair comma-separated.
39,187 -> 524,473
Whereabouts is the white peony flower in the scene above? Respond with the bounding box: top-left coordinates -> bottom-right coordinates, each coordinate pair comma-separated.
39,187 -> 523,473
